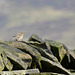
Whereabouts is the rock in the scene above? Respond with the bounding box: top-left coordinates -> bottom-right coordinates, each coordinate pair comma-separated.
45,40 -> 70,63
0,54 -> 4,71
28,44 -> 59,63
2,51 -> 13,71
61,49 -> 75,69
28,34 -> 44,43
27,34 -> 72,74
0,34 -> 74,74
29,72 -> 65,75
5,41 -> 41,68
41,56 -> 70,75
0,69 -> 40,75
28,34 -> 53,55
30,72 -> 75,75
28,34 -> 70,63
0,41 -> 32,70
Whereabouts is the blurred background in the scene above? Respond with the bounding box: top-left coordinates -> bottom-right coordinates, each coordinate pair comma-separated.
0,0 -> 75,49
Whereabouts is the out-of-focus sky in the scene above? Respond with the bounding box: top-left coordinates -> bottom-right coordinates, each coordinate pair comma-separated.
0,0 -> 75,49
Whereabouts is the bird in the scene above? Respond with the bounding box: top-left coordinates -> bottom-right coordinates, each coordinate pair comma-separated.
13,32 -> 23,41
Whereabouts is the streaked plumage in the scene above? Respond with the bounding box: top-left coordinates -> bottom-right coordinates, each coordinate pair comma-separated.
13,32 -> 23,41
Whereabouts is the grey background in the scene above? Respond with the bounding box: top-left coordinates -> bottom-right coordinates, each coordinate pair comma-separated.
0,0 -> 75,49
